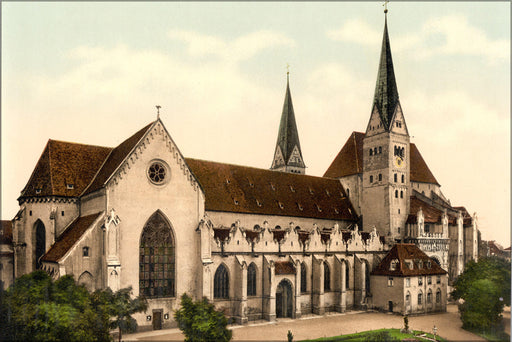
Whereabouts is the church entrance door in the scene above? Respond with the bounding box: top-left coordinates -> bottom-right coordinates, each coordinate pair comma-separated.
276,279 -> 293,318
152,310 -> 162,330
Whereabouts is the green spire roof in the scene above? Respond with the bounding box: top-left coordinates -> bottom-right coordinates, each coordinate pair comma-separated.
272,73 -> 305,169
373,14 -> 399,130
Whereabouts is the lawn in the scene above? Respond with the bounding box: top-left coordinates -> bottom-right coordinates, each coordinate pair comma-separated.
300,328 -> 447,342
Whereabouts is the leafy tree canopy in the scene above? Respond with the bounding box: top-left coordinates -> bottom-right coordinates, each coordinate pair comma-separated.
0,271 -> 148,342
174,293 -> 232,342
451,257 -> 511,331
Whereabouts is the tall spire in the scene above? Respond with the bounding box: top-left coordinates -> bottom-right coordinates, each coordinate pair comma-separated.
372,10 -> 399,130
270,69 -> 306,174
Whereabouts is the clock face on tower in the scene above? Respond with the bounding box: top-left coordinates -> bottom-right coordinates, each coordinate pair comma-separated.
394,156 -> 405,168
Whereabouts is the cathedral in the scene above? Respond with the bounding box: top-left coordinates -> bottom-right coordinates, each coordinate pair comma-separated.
0,11 -> 478,330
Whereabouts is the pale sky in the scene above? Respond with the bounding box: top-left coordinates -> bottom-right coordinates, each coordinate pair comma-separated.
2,2 -> 510,246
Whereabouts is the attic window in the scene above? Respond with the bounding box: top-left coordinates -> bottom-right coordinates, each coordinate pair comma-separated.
278,201 -> 284,210
390,259 -> 399,271
247,178 -> 254,187
66,184 -> 74,190
256,199 -> 262,207
83,247 -> 89,257
35,189 -> 42,194
289,185 -> 295,192
233,199 -> 239,205
315,204 -> 322,212
226,179 -> 231,185
297,203 -> 303,211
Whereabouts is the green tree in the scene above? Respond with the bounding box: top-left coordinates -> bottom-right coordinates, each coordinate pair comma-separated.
100,287 -> 148,342
0,271 -> 102,342
174,293 -> 232,342
451,257 -> 511,331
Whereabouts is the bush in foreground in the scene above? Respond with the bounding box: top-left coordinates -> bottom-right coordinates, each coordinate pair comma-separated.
174,293 -> 232,342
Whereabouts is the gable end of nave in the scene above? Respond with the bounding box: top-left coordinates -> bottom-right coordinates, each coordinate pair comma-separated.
106,120 -> 201,193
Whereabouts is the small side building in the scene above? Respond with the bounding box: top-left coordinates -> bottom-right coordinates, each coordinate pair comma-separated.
370,243 -> 447,315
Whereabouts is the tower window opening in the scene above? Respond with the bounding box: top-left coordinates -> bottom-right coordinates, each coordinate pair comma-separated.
378,146 -> 382,154
374,147 -> 377,155
395,190 -> 398,198
370,176 -> 373,183
394,174 -> 397,182
400,191 -> 403,198
401,174 -> 405,183
378,174 -> 382,181
370,149 -> 373,156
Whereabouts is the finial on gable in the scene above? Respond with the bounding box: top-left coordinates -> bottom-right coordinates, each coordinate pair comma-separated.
286,63 -> 290,82
156,105 -> 161,119
383,0 -> 389,14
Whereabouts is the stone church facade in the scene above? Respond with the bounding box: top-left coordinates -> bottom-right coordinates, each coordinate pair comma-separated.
1,12 -> 479,330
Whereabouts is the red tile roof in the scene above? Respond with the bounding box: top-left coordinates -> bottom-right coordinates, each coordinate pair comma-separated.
19,140 -> 112,200
41,213 -> 102,262
274,261 -> 296,275
371,243 -> 447,276
409,143 -> 439,185
0,220 -> 12,245
324,132 -> 364,178
407,196 -> 457,225
323,132 -> 439,185
83,122 -> 154,195
186,158 -> 358,221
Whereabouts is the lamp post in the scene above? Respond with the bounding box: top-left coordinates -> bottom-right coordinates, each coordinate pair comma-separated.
433,325 -> 437,341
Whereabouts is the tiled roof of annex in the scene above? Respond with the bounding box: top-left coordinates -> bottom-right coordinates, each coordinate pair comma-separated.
41,212 -> 102,263
323,132 -> 439,185
371,243 -> 447,277
406,196 -> 457,225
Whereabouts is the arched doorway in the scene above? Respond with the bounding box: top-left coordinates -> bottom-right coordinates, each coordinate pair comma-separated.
35,220 -> 46,269
276,279 -> 293,318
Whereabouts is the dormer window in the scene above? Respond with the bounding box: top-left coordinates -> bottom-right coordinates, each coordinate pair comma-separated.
325,189 -> 330,196
270,183 -> 276,191
256,199 -> 262,207
297,203 -> 303,211
289,185 -> 295,192
66,184 -> 74,190
35,189 -> 42,194
309,188 -> 314,195
233,198 -> 239,205
277,201 -> 284,209
390,259 -> 399,271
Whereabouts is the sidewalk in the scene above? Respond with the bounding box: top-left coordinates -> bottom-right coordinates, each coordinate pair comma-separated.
124,304 -> 486,341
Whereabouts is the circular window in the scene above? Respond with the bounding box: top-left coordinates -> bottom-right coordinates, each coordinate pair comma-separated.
147,161 -> 168,185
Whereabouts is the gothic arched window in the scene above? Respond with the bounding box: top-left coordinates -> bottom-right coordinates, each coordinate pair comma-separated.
139,212 -> 175,298
247,263 -> 256,296
301,263 -> 307,293
324,261 -> 331,292
345,261 -> 350,289
35,220 -> 46,269
214,264 -> 229,299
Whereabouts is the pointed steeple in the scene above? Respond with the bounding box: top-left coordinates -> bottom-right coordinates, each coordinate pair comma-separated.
372,11 -> 400,130
271,71 -> 306,174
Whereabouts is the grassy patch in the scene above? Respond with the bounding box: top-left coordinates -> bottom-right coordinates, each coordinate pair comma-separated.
300,328 -> 448,342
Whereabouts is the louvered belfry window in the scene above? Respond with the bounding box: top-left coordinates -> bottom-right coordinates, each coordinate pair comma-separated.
139,212 -> 175,298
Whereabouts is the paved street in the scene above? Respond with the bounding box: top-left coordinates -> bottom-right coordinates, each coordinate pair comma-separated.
125,304 -> 507,341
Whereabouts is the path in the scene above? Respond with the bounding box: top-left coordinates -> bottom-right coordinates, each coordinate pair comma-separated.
125,304 -> 488,341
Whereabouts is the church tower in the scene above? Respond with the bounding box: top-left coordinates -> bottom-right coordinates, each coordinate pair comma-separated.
361,10 -> 410,241
270,71 -> 306,174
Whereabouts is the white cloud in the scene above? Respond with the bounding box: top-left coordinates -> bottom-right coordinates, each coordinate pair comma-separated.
167,29 -> 295,63
328,15 -> 509,63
